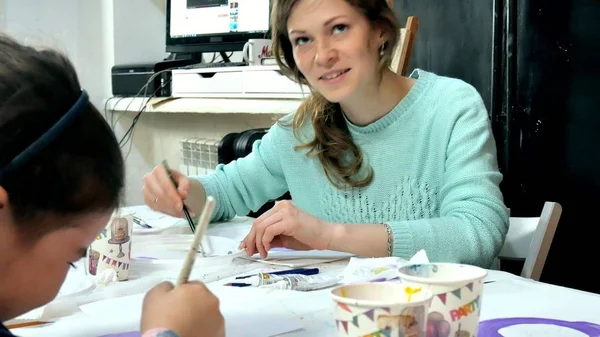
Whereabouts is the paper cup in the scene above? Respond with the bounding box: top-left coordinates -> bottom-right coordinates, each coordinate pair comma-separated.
86,209 -> 135,281
331,282 -> 433,337
397,263 -> 487,337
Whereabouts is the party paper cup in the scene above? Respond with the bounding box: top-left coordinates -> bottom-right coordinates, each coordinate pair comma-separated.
331,282 -> 433,337
397,263 -> 487,337
87,209 -> 135,281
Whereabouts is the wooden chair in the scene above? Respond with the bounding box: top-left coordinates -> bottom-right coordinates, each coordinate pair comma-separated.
387,1 -> 419,75
498,202 -> 563,281
391,17 -> 419,76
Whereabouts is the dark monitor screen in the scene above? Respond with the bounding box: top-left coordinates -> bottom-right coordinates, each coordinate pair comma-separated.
166,0 -> 271,53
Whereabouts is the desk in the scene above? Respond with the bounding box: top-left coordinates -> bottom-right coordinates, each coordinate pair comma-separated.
10,213 -> 600,337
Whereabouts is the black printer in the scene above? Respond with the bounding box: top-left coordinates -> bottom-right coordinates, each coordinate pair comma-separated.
111,63 -> 170,97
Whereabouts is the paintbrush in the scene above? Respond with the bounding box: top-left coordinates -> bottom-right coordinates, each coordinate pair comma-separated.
176,196 -> 216,287
162,160 -> 196,234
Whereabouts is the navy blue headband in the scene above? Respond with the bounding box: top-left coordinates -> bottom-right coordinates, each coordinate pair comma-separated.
0,90 -> 89,181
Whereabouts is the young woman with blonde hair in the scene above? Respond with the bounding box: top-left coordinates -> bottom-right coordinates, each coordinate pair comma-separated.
144,0 -> 509,269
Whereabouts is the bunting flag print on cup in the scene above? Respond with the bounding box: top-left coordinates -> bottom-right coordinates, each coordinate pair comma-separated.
87,209 -> 135,281
397,263 -> 487,337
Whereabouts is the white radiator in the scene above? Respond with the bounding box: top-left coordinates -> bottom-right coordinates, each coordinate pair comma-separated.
179,137 -> 220,176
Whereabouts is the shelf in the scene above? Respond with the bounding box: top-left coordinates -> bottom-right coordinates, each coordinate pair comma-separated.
105,96 -> 304,115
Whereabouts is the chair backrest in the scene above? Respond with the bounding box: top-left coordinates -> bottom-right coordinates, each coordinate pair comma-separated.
388,15 -> 419,76
499,201 -> 562,281
385,1 -> 419,76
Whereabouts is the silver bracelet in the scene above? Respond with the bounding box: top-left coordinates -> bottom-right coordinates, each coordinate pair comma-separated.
383,223 -> 394,257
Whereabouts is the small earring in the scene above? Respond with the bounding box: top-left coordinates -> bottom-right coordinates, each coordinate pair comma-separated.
379,43 -> 386,56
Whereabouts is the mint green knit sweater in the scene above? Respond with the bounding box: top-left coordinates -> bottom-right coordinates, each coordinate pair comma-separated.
194,69 -> 509,268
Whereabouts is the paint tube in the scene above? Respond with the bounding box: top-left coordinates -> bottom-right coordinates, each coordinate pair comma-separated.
261,274 -> 342,291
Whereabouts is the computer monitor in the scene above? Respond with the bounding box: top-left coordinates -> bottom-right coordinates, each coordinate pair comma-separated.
166,0 -> 271,54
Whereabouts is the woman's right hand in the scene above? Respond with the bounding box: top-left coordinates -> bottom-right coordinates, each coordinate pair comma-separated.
142,165 -> 192,218
141,281 -> 225,337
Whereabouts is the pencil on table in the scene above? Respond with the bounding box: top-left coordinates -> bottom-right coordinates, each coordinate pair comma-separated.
176,196 -> 216,287
5,321 -> 50,329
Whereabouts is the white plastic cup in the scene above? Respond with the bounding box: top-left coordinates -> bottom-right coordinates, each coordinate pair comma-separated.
86,209 -> 135,281
397,263 -> 487,337
331,282 -> 433,337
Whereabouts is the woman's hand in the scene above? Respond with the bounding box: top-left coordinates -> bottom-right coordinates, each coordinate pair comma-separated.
240,200 -> 336,258
142,165 -> 193,218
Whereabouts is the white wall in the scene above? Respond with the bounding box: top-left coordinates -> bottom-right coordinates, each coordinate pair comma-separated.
2,0 -> 110,108
4,0 -> 80,68
1,0 -> 276,206
0,0 -> 6,30
76,1 -> 115,109
113,111 -> 278,204
112,0 -> 167,65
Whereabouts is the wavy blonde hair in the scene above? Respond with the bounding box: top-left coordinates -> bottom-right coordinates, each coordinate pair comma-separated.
271,0 -> 400,189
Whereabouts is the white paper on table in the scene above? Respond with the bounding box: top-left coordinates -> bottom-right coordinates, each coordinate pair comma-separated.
124,205 -> 185,234
239,257 -> 350,268
132,234 -> 244,260
79,285 -> 303,337
342,249 -> 430,283
236,248 -> 354,267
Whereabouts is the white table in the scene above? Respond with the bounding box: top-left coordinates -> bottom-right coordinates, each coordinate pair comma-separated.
9,212 -> 600,337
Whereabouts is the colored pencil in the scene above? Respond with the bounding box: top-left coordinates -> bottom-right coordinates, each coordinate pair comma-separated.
6,321 -> 50,329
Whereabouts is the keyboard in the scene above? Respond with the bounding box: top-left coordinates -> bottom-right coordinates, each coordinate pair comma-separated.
181,62 -> 248,70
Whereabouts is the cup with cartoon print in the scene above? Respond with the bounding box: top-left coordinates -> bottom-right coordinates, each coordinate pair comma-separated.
86,209 -> 135,281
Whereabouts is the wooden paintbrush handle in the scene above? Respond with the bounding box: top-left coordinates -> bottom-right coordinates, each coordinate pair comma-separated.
176,196 -> 216,286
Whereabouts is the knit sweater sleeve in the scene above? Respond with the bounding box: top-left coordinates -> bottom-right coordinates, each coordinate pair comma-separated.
192,123 -> 289,221
387,84 -> 509,268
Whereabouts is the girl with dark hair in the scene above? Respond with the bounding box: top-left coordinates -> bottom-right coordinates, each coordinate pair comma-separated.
0,35 -> 224,337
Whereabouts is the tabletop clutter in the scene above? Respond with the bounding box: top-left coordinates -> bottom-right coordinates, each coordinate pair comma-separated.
9,202 -> 600,337
10,201 -> 485,337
